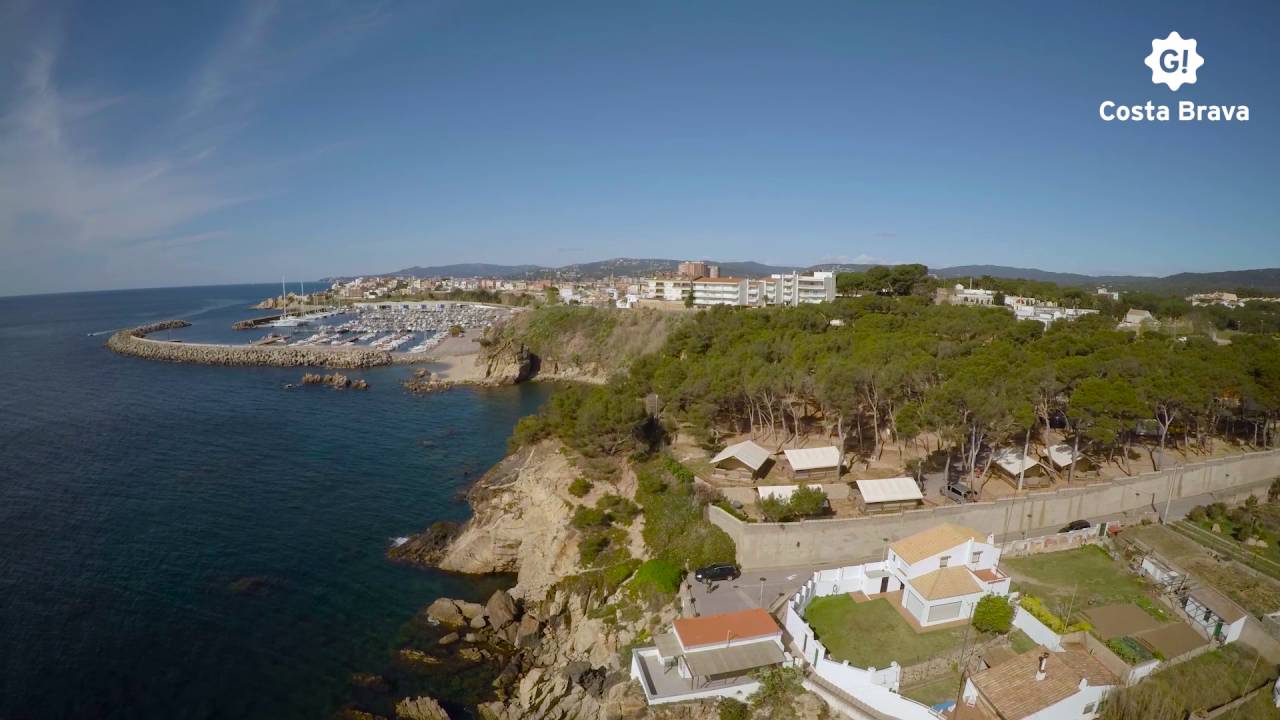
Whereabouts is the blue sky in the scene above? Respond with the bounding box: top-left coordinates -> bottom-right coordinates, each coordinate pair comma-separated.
2,0 -> 1278,295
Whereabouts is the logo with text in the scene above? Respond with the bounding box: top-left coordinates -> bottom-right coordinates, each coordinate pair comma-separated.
1144,31 -> 1203,91
1099,32 -> 1248,123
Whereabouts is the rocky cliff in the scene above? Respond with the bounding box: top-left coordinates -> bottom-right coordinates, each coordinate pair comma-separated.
392,441 -> 599,601
383,441 -> 830,720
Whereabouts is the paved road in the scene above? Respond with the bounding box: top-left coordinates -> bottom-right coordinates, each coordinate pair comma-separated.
685,566 -> 814,617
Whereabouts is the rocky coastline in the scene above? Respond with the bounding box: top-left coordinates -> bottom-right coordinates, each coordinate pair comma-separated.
370,441 -> 729,720
106,320 -> 394,368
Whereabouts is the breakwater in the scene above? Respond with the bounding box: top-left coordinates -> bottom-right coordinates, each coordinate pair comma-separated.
231,315 -> 281,329
107,320 -> 393,368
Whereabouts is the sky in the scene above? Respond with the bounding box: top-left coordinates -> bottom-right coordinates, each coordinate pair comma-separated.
2,0 -> 1279,295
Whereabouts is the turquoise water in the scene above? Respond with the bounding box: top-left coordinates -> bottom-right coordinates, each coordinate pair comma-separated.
0,285 -> 550,719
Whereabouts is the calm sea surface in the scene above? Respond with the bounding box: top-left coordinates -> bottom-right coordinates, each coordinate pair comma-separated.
0,284 -> 550,719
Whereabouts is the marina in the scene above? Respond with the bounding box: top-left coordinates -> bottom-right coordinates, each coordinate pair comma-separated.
244,302 -> 508,355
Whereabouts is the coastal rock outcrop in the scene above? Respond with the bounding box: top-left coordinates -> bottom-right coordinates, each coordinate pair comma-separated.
389,521 -> 461,565
395,696 -> 450,720
106,320 -> 393,368
396,440 -> 584,600
301,372 -> 369,390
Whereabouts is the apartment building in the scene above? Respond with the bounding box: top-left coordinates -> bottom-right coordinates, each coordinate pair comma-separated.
690,277 -> 763,306
765,271 -> 837,306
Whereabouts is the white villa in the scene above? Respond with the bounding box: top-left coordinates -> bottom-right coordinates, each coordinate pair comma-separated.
887,524 -> 1012,627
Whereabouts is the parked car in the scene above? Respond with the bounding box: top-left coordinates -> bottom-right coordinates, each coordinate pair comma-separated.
941,482 -> 979,504
1059,519 -> 1091,533
694,563 -> 740,583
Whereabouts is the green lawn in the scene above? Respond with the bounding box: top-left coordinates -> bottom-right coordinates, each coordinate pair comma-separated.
1003,546 -> 1166,622
804,595 -> 975,668
902,671 -> 962,707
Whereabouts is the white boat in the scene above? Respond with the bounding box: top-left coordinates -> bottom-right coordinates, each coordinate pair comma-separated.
267,278 -> 309,327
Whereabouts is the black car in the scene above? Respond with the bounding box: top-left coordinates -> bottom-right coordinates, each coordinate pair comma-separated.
1059,519 -> 1091,533
694,563 -> 740,583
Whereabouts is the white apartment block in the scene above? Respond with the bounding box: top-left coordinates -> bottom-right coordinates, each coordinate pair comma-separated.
644,271 -> 833,307
766,271 -> 837,306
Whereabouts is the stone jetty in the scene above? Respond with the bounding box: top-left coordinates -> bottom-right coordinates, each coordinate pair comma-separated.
107,320 -> 393,368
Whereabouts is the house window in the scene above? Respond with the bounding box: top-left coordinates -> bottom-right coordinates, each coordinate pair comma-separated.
939,555 -> 951,568
971,551 -> 982,565
1083,702 -> 1096,714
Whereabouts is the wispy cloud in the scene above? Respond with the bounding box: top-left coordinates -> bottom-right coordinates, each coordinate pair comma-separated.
0,1 -> 394,294
185,0 -> 281,121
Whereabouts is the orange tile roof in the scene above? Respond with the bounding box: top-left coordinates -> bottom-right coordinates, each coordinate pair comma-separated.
891,523 -> 988,565
673,608 -> 781,649
972,568 -> 1003,583
970,646 -> 1116,720
907,566 -> 983,600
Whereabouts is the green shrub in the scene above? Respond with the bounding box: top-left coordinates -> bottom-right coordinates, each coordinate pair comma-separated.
972,595 -> 1014,634
629,559 -> 684,597
572,506 -> 610,530
601,558 -> 640,589
569,477 -> 593,497
718,698 -> 750,720
555,558 -> 641,600
714,500 -> 750,521
635,457 -> 736,569
1187,505 -> 1208,523
597,494 -> 641,525
661,456 -> 696,484
789,485 -> 829,518
758,495 -> 792,522
579,532 -> 612,565
749,666 -> 804,719
1019,595 -> 1091,634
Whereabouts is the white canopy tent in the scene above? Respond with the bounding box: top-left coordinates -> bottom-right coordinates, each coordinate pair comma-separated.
855,477 -> 924,504
855,476 -> 924,513
709,441 -> 771,474
1042,443 -> 1083,469
783,446 -> 842,478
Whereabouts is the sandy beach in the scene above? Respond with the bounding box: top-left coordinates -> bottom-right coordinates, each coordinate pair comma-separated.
418,329 -> 488,382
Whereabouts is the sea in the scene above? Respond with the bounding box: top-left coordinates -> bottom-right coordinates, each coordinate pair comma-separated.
0,284 -> 552,720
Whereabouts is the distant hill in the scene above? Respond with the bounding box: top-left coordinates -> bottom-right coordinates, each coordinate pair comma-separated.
934,265 -> 1280,294
329,258 -> 1280,294
932,265 -> 1126,287
389,263 -> 548,278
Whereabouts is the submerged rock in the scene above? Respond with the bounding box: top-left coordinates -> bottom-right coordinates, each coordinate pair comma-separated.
227,575 -> 274,595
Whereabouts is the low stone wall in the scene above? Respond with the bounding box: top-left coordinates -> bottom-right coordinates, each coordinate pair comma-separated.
107,321 -> 393,368
712,450 -> 1280,570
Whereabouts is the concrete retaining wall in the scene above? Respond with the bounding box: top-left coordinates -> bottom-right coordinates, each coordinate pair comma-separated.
1012,606 -> 1063,651
713,450 -> 1280,570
